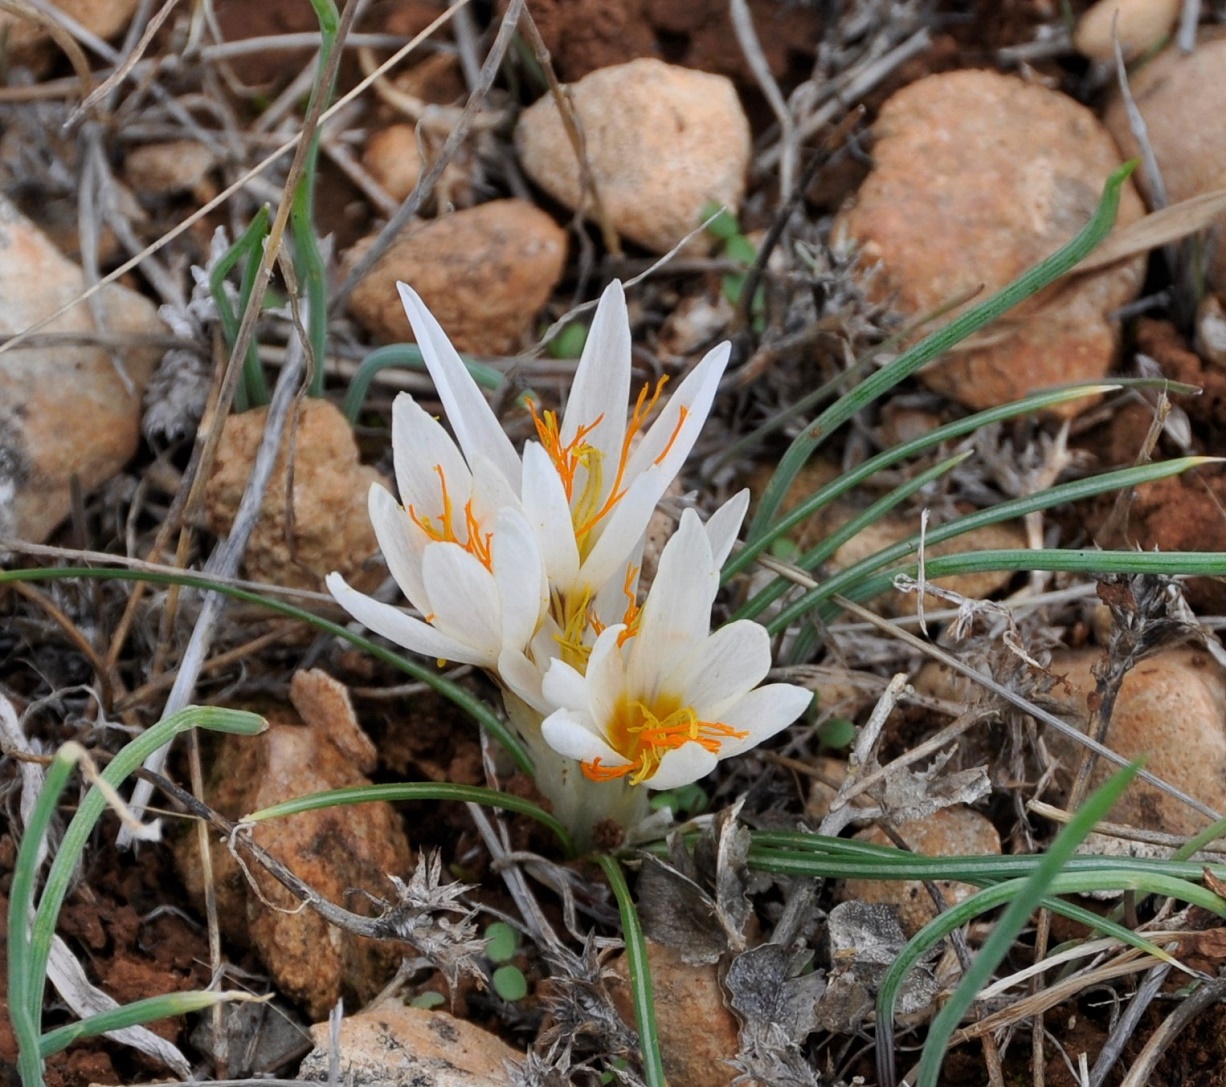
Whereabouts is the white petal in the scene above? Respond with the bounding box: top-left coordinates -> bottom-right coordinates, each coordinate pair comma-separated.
492,508 -> 546,652
541,708 -> 628,769
398,282 -> 522,489
540,658 -> 589,714
368,482 -> 429,613
704,489 -> 749,571
627,512 -> 716,699
522,442 -> 580,591
420,544 -> 502,661
563,280 -> 631,491
674,621 -> 771,721
391,394 -> 472,537
584,625 -> 627,738
623,341 -> 730,484
468,453 -> 521,527
326,572 -> 492,666
716,683 -> 813,758
646,745 -> 720,790
498,648 -> 550,715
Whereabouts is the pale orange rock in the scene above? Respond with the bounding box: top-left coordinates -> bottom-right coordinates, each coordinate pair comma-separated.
839,807 -> 1002,936
176,670 -> 412,1020
2,0 -> 140,71
203,398 -> 386,591
515,58 -> 750,254
0,194 -> 164,545
1046,647 -> 1226,838
836,70 -> 1145,414
345,199 -> 566,354
125,139 -> 216,198
608,938 -> 740,1087
1074,0 -> 1180,62
299,1005 -> 523,1086
361,124 -> 423,203
1105,36 -> 1226,290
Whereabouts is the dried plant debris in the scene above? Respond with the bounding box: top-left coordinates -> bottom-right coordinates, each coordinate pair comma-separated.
635,804 -> 756,965
814,901 -> 940,1034
725,943 -> 827,1047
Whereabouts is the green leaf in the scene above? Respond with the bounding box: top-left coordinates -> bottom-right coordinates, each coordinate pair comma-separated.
484,922 -> 520,964
492,964 -> 529,1002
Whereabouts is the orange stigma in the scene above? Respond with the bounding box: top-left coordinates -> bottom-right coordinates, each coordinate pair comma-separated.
407,465 -> 493,572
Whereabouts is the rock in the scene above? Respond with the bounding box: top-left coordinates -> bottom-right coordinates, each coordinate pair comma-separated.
298,1005 -> 522,1086
203,397 -> 386,591
835,70 -> 1145,414
176,670 -> 413,1020
362,125 -> 422,204
125,140 -> 216,198
1,0 -> 140,71
608,938 -> 739,1087
1104,36 -> 1226,290
344,199 -> 566,354
1045,647 -> 1226,838
1074,0 -> 1180,62
838,807 -> 1002,936
515,58 -> 751,254
0,194 -> 164,545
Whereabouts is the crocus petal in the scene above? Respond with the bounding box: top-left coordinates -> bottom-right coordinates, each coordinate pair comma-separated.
541,708 -> 629,769
419,544 -> 502,661
583,625 -> 627,740
623,341 -> 730,483
704,489 -> 750,571
715,683 -> 813,758
492,507 -> 546,652
674,620 -> 771,722
391,394 -> 472,536
647,745 -> 720,790
326,572 -> 492,666
627,512 -> 717,698
498,648 -> 550,715
522,441 -> 581,590
368,482 -> 429,613
468,453 -> 520,528
540,657 -> 589,714
562,280 -> 631,491
398,282 -> 522,490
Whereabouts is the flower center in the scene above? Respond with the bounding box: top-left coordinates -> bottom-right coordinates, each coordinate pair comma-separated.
582,694 -> 749,786
553,563 -> 643,671
407,465 -> 493,572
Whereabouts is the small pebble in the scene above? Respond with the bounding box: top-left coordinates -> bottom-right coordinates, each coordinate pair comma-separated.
176,670 -> 413,1020
1105,35 -> 1226,290
1074,0 -> 1181,62
1046,646 -> 1226,838
0,194 -> 164,545
345,199 -> 566,354
298,1004 -> 522,1086
836,69 -> 1145,414
515,58 -> 750,254
203,398 -> 386,591
125,139 -> 216,198
838,806 -> 1002,936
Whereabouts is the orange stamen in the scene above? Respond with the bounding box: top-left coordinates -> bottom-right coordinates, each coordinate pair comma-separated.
615,564 -> 641,647
407,465 -> 494,572
574,376 -> 675,541
580,697 -> 749,785
530,401 -> 603,501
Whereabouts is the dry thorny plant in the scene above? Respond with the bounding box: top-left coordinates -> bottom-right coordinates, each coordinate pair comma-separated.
5,1 -> 1226,1085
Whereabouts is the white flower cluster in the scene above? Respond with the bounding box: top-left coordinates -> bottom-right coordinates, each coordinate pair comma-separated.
328,282 -> 811,837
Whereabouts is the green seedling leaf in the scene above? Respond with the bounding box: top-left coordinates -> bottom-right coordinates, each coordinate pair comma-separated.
817,717 -> 856,749
492,964 -> 529,1002
701,201 -> 741,241
411,991 -> 446,1010
484,922 -> 520,964
549,320 -> 589,359
725,233 -> 757,264
649,782 -> 709,817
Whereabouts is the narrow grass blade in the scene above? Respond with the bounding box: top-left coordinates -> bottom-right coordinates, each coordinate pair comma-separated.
246,782 -> 575,856
750,455 -> 1217,634
209,205 -> 272,410
596,854 -> 665,1087
10,709 -> 263,1087
749,161 -> 1136,538
39,991 -> 236,1057
913,762 -> 1141,1087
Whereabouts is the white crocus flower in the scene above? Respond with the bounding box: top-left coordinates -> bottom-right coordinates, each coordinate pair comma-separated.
330,279 -> 733,707
538,506 -> 813,791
